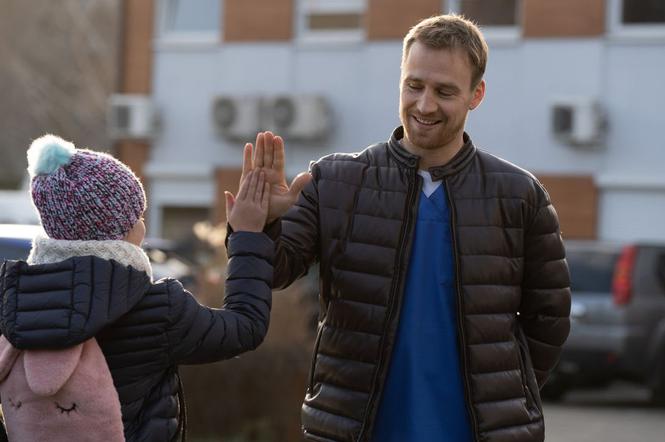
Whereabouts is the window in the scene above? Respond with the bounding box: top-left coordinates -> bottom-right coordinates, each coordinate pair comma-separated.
298,0 -> 367,44
453,0 -> 519,26
161,206 -> 211,241
447,0 -> 521,42
567,249 -> 620,293
608,0 -> 665,39
158,0 -> 221,45
623,0 -> 665,24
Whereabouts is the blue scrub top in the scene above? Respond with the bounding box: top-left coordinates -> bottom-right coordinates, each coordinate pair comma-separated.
372,182 -> 473,442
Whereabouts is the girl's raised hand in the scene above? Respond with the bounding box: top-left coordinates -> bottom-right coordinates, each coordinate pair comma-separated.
225,169 -> 270,232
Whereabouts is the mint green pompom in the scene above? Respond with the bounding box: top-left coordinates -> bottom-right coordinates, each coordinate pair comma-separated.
27,134 -> 76,177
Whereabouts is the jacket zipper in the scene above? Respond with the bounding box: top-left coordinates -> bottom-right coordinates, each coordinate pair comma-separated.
356,168 -> 419,441
444,178 -> 480,442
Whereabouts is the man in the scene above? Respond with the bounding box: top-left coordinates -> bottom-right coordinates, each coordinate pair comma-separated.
228,14 -> 570,442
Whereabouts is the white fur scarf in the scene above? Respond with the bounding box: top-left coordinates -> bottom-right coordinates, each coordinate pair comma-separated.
28,234 -> 153,281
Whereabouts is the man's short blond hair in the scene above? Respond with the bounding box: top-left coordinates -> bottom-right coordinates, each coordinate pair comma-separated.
402,14 -> 489,89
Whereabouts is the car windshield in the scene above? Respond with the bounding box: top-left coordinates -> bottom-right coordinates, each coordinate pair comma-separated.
567,249 -> 620,293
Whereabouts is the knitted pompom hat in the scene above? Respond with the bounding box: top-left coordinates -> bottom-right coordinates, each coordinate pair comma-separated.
27,134 -> 146,241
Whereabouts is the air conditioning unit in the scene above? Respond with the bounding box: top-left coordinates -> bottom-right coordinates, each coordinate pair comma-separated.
212,96 -> 262,141
262,95 -> 332,142
551,97 -> 607,147
107,94 -> 159,140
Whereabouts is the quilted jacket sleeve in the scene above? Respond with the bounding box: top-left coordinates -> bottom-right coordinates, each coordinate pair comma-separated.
225,163 -> 321,290
166,231 -> 273,364
519,183 -> 571,388
270,162 -> 321,290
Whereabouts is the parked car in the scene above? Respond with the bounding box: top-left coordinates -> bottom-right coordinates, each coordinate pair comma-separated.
542,241 -> 665,404
0,224 -> 37,261
0,224 -> 196,291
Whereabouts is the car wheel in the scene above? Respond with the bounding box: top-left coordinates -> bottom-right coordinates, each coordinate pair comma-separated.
650,352 -> 665,407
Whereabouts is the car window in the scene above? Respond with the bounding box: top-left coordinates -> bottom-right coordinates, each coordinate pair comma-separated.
567,249 -> 619,293
0,238 -> 32,261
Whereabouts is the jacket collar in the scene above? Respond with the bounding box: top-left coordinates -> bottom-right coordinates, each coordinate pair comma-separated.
387,126 -> 477,180
29,233 -> 153,280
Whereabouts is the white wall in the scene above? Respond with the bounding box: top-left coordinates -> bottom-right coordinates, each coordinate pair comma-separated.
149,36 -> 665,242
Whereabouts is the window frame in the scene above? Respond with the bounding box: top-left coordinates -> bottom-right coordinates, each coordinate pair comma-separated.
607,0 -> 665,41
155,0 -> 222,48
446,0 -> 522,45
296,0 -> 367,46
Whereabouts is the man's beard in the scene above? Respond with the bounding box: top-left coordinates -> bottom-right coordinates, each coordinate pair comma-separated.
402,113 -> 464,151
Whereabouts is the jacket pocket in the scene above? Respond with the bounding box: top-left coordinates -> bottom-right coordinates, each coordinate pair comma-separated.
304,431 -> 341,442
516,338 -> 537,411
308,321 -> 325,394
515,327 -> 542,414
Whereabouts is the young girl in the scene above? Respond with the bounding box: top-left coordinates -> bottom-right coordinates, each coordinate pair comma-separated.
0,135 -> 273,441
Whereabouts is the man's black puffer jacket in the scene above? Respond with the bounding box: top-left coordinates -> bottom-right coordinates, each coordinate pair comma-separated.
0,231 -> 273,442
268,127 -> 571,442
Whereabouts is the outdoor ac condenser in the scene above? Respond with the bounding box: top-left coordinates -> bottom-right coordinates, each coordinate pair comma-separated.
107,94 -> 159,140
551,97 -> 607,148
262,95 -> 332,142
212,96 -> 262,141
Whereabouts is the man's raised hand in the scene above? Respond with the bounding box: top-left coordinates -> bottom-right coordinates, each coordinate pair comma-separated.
242,131 -> 311,222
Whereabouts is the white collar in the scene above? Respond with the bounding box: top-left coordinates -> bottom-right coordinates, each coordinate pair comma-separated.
418,170 -> 442,198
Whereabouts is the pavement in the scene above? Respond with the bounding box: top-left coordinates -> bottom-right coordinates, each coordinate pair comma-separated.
544,382 -> 664,442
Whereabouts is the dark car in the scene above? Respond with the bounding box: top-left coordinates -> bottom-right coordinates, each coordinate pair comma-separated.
0,224 -> 38,261
0,224 -> 196,290
543,241 -> 665,404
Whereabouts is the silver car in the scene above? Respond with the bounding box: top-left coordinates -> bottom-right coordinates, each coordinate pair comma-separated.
543,241 -> 665,405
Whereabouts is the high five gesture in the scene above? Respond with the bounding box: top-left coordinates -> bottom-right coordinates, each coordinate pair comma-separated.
241,131 -> 311,222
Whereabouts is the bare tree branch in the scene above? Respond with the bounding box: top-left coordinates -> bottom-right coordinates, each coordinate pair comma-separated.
0,0 -> 120,188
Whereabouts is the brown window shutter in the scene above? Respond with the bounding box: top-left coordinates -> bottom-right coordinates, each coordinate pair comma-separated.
224,0 -> 294,42
367,0 -> 443,40
116,142 -> 151,185
523,0 -> 605,38
121,0 -> 154,94
537,175 -> 598,240
213,168 -> 243,223
116,0 -> 155,181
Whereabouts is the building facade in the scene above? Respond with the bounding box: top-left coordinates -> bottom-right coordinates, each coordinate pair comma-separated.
121,0 -> 665,242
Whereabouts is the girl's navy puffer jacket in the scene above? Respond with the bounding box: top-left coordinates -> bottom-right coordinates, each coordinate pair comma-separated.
0,231 -> 273,441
